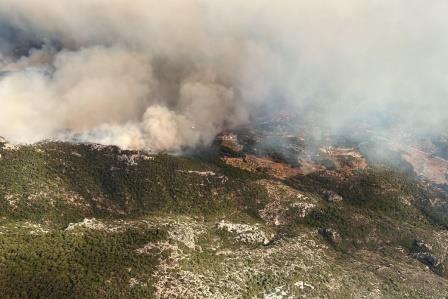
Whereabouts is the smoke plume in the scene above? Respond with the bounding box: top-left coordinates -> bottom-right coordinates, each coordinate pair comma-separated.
0,1 -> 447,150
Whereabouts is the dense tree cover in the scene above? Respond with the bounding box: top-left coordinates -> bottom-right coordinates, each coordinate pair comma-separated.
0,142 -> 269,225
286,167 -> 445,251
0,141 -> 447,297
0,227 -> 166,298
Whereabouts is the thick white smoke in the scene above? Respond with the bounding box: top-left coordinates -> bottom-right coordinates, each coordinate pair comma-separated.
0,0 -> 448,150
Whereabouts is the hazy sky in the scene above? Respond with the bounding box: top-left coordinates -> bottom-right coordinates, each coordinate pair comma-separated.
0,0 -> 447,150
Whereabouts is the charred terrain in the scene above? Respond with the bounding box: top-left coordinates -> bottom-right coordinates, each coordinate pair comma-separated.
1,116 -> 448,298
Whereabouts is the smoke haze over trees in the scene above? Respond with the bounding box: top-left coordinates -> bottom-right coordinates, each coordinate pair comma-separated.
0,0 -> 447,150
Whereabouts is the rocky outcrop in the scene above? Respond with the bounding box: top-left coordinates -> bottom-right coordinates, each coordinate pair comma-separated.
318,228 -> 342,244
412,252 -> 439,267
216,220 -> 272,245
409,239 -> 442,273
322,190 -> 343,203
257,180 -> 317,225
216,132 -> 243,153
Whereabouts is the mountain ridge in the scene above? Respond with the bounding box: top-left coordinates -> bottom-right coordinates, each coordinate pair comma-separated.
1,127 -> 448,298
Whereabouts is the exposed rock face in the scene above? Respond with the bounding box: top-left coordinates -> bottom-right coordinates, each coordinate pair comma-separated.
216,220 -> 272,245
65,218 -> 107,231
411,239 -> 433,253
257,180 -> 318,226
216,132 -> 243,153
409,239 -> 441,271
411,253 -> 439,267
318,228 -> 342,244
322,190 -> 343,203
1,142 -> 19,151
318,147 -> 369,174
260,201 -> 315,226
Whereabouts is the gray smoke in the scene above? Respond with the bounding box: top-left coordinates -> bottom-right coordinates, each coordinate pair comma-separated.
0,0 -> 447,151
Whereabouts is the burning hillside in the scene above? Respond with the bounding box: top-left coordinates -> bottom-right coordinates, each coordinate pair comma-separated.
2,1 -> 448,298
0,1 -> 448,153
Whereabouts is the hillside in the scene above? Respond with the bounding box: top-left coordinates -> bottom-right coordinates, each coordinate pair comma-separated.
1,129 -> 448,298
